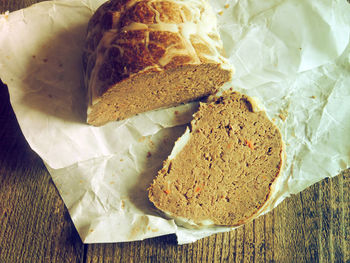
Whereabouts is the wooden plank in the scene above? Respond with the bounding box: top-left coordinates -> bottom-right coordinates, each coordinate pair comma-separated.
264,210 -> 275,262
300,184 -> 320,262
254,214 -> 266,262
0,0 -> 48,12
319,177 -> 332,262
343,171 -> 350,262
330,175 -> 344,262
0,84 -> 84,263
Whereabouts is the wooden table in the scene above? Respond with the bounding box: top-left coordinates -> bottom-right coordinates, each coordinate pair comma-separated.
0,1 -> 349,262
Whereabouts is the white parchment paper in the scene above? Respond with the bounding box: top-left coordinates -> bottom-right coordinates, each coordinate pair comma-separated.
0,0 -> 349,244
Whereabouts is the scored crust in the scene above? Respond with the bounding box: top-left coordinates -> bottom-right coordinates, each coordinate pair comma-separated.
148,91 -> 285,228
83,0 -> 232,126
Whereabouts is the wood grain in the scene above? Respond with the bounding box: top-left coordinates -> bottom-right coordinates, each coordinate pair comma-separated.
0,83 -> 84,263
0,1 -> 349,262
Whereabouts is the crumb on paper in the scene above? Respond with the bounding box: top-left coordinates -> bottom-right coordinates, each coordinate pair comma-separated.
120,158 -> 124,162
138,136 -> 146,142
1,11 -> 9,20
224,4 -> 230,9
278,113 -> 286,121
146,226 -> 158,232
121,200 -> 125,209
89,229 -> 94,233
79,180 -> 84,184
129,226 -> 140,240
147,151 -> 152,158
148,139 -> 154,148
310,95 -> 316,99
174,110 -> 179,115
279,109 -> 288,121
110,181 -> 115,184
218,11 -> 224,16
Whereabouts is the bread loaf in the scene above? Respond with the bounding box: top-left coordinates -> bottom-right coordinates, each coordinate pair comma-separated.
83,0 -> 232,126
148,91 -> 284,228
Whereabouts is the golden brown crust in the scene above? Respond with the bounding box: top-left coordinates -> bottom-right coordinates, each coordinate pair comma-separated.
83,0 -> 233,125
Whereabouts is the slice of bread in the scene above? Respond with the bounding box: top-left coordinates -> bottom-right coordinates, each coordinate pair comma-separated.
148,91 -> 284,228
83,0 -> 232,126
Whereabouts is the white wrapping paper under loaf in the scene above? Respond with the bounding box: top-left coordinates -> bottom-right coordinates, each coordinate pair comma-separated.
0,0 -> 349,244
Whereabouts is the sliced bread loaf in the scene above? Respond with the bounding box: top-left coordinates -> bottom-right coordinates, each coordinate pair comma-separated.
148,91 -> 284,227
83,0 -> 232,126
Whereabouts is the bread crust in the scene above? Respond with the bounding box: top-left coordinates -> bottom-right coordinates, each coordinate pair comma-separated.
83,0 -> 232,125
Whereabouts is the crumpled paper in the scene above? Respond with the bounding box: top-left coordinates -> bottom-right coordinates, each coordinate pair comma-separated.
0,0 -> 349,244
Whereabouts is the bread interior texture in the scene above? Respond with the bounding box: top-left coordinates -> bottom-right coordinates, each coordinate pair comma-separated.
148,92 -> 283,227
87,63 -> 231,126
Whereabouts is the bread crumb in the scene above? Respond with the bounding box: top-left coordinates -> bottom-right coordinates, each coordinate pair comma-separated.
278,114 -> 286,121
110,181 -> 115,184
148,139 -> 155,147
279,109 -> 288,121
138,136 -> 146,142
1,11 -> 9,20
310,96 -> 316,99
218,11 -> 224,16
147,152 -> 152,158
224,4 -> 230,9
